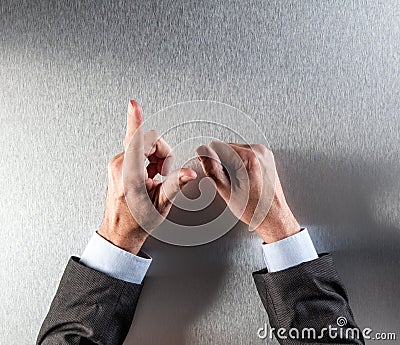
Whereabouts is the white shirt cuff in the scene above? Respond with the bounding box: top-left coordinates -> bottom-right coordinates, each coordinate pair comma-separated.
262,228 -> 318,272
80,232 -> 152,284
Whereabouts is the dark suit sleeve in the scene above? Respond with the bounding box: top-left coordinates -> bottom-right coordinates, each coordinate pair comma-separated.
37,256 -> 142,345
253,254 -> 364,344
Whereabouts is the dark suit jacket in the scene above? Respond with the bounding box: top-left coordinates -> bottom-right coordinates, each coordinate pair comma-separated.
253,254 -> 364,344
37,257 -> 142,344
37,254 -> 363,344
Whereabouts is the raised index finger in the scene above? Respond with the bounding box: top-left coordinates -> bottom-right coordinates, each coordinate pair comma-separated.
123,100 -> 145,186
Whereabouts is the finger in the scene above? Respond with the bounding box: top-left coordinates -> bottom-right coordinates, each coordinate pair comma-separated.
227,142 -> 251,148
144,130 -> 173,175
209,140 -> 247,173
144,130 -> 171,157
227,143 -> 275,230
159,168 -> 197,205
123,100 -> 143,151
227,143 -> 266,175
196,145 -> 231,200
107,151 -> 124,182
123,100 -> 145,186
225,143 -> 253,161
228,143 -> 270,160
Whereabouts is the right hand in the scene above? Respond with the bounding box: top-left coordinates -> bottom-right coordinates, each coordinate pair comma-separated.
196,141 -> 300,243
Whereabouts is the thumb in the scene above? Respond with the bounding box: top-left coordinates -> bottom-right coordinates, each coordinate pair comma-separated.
159,168 -> 197,206
196,145 -> 231,201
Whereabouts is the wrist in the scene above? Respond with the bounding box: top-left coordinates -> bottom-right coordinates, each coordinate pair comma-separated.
98,219 -> 148,255
257,209 -> 301,244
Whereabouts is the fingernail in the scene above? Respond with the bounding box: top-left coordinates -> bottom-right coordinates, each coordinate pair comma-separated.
128,100 -> 142,114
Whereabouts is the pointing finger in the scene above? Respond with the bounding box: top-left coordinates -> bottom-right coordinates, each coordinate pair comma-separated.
123,100 -> 145,187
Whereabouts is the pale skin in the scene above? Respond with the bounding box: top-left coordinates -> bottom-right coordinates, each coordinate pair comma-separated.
196,142 -> 301,243
98,100 -> 300,255
98,100 -> 197,255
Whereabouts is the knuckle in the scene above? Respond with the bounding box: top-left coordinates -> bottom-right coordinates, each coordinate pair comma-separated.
254,144 -> 268,155
254,145 -> 274,161
123,137 -> 130,148
247,150 -> 258,164
108,154 -> 123,171
148,129 -> 159,140
148,129 -> 159,135
159,137 -> 172,152
108,158 -> 117,170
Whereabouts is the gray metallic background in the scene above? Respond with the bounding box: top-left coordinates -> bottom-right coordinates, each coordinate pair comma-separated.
1,0 -> 399,344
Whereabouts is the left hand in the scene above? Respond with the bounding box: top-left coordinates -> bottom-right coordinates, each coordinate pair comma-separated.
196,141 -> 300,243
98,100 -> 196,255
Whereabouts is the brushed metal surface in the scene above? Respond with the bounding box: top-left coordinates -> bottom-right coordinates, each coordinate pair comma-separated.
1,1 -> 399,344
